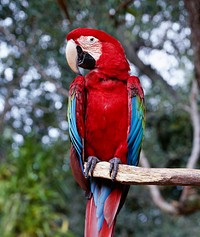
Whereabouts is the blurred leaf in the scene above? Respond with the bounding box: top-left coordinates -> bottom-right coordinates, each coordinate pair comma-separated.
0,136 -> 74,237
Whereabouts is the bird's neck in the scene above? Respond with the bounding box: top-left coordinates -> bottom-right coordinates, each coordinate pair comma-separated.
87,69 -> 129,82
85,70 -> 127,91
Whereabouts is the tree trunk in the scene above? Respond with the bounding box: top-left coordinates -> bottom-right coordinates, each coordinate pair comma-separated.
184,0 -> 200,88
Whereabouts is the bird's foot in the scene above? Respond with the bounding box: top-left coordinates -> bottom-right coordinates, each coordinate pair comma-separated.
84,156 -> 100,178
109,157 -> 121,181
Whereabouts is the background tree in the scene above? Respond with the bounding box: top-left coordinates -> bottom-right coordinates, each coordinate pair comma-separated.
184,0 -> 200,89
0,0 -> 199,236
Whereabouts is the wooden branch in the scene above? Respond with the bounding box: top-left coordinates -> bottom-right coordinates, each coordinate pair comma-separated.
86,162 -> 200,186
179,80 -> 200,203
56,0 -> 71,22
187,80 -> 200,169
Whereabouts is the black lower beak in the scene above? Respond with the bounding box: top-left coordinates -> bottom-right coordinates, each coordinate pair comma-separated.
76,46 -> 95,70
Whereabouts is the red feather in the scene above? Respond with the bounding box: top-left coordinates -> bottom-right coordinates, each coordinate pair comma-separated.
104,189 -> 122,226
85,198 -> 98,237
67,28 -> 125,56
70,147 -> 89,192
99,220 -> 115,237
85,187 -> 121,237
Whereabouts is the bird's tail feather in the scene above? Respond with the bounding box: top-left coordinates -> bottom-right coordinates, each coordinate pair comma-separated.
84,179 -> 122,237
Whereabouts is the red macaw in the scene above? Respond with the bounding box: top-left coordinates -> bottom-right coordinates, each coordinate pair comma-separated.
65,28 -> 145,237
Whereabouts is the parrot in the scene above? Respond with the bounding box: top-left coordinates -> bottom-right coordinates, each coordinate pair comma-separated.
65,28 -> 145,237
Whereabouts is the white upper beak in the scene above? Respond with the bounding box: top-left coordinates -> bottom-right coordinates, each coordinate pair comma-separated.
65,39 -> 79,73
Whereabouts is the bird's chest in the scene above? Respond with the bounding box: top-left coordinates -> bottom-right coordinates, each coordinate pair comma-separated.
84,78 -> 128,160
85,79 -> 127,129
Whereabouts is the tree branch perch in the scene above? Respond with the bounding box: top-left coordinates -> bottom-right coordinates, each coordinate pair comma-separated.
86,162 -> 200,186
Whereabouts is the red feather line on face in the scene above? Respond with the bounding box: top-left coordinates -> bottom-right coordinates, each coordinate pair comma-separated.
66,28 -> 125,55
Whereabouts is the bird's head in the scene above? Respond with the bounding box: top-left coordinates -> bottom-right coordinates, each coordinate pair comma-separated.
66,28 -> 130,78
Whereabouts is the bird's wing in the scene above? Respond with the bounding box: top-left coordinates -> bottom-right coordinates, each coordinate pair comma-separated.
68,75 -> 85,171
127,76 -> 145,166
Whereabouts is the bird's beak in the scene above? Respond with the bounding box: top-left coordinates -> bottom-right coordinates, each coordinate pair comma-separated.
66,39 -> 96,74
66,39 -> 80,74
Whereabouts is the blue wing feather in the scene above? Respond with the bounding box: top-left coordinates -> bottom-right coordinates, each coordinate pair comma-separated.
128,96 -> 145,166
68,95 -> 84,171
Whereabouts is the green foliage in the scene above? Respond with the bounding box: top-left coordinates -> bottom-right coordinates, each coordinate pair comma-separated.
0,136 -> 74,237
115,187 -> 200,237
156,112 -> 192,163
117,204 -> 200,237
144,108 -> 193,168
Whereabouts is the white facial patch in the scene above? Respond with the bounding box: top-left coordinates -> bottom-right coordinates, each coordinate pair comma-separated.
77,36 -> 102,61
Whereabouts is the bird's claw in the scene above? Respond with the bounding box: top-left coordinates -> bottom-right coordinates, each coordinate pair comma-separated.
109,157 -> 121,181
84,156 -> 100,178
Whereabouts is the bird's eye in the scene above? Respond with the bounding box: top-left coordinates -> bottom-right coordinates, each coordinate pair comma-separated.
87,36 -> 98,44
